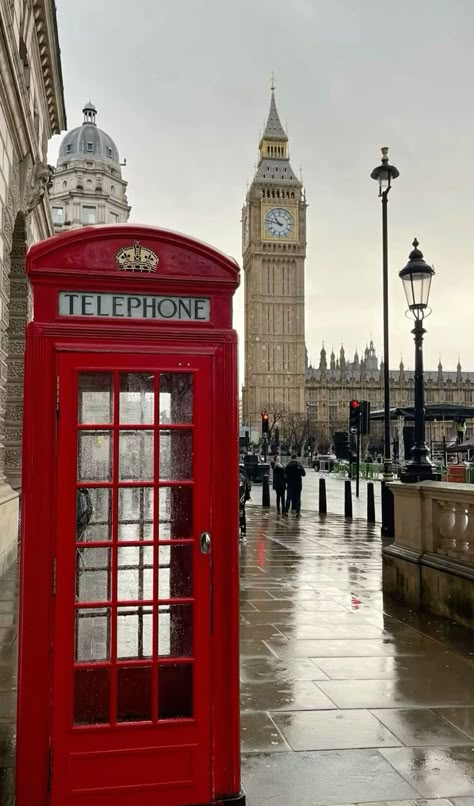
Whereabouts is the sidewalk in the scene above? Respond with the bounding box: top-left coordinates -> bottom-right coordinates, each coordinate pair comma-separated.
240,500 -> 474,806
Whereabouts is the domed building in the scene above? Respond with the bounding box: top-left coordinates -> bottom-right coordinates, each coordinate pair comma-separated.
49,102 -> 131,230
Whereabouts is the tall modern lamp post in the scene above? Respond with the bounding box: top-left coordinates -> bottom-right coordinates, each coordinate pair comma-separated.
399,239 -> 441,482
371,147 -> 399,536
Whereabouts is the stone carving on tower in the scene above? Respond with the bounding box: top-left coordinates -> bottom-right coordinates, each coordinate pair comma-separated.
241,86 -> 307,425
49,102 -> 131,230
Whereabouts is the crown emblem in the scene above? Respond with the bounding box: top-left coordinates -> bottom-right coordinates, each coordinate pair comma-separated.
115,241 -> 159,272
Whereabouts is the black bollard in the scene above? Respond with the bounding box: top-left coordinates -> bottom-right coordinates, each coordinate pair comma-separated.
344,479 -> 353,519
367,482 -> 376,523
319,477 -> 327,514
262,474 -> 270,507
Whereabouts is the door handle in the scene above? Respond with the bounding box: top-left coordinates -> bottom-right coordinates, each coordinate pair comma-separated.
200,531 -> 211,554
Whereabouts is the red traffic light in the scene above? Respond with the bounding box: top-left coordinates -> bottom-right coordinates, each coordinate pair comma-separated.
261,412 -> 269,420
350,400 -> 360,409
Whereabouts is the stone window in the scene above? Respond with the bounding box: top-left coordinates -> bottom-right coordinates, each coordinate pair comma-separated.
66,144 -> 71,153
110,212 -> 119,223
52,207 -> 64,224
82,205 -> 97,224
87,142 -> 93,152
62,180 -> 67,189
107,147 -> 113,158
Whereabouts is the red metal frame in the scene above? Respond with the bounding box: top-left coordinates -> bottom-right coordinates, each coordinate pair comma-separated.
16,226 -> 244,806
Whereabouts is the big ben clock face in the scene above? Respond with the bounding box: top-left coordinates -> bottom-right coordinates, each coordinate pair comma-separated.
264,207 -> 294,238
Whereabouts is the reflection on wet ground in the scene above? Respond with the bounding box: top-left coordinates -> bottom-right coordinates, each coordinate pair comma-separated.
240,499 -> 474,805
1,486 -> 473,805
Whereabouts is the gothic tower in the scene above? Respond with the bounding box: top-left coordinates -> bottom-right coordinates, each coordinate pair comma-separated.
241,88 -> 307,424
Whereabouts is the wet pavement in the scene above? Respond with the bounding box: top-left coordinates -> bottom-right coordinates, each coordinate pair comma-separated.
0,488 -> 473,805
240,498 -> 474,805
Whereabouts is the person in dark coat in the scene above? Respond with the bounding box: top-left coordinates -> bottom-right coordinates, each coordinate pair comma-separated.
284,453 -> 306,517
272,455 -> 286,514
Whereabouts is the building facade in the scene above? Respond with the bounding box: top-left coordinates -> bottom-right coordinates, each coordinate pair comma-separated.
49,101 -> 130,230
241,89 -> 307,425
0,0 -> 66,572
306,342 -> 474,448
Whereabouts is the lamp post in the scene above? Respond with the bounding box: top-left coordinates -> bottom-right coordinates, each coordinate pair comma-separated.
399,239 -> 441,482
371,147 -> 399,536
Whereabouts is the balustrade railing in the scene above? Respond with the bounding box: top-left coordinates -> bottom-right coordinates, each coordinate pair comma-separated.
430,487 -> 474,564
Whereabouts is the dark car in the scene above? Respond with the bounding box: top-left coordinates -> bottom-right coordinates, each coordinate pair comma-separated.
240,453 -> 270,483
312,454 -> 337,472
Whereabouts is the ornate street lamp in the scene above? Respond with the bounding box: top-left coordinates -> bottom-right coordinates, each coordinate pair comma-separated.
399,239 -> 440,482
371,146 -> 399,535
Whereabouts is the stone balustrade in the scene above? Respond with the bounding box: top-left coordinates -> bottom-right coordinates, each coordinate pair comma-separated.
383,481 -> 474,628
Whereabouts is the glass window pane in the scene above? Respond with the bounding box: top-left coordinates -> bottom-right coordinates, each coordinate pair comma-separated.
159,374 -> 193,424
159,431 -> 192,480
159,487 -> 192,540
118,487 -> 154,541
120,373 -> 154,424
76,548 -> 110,602
158,604 -> 192,657
78,374 -> 113,424
117,546 -> 154,601
158,664 -> 193,720
159,545 -> 193,599
77,488 -> 111,542
75,607 -> 110,661
119,431 -> 153,481
117,605 -> 152,659
74,667 -> 110,725
78,431 -> 112,482
117,666 -> 152,723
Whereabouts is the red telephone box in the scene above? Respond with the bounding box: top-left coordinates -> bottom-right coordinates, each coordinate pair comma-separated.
17,226 -> 244,806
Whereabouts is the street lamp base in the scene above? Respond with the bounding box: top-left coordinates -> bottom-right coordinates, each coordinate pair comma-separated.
400,463 -> 442,483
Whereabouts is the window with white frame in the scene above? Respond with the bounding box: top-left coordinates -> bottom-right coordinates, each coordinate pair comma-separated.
82,205 -> 97,224
110,212 -> 119,223
52,207 -> 64,224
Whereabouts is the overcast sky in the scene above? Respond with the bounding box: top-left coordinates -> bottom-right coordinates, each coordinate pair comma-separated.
49,0 -> 474,380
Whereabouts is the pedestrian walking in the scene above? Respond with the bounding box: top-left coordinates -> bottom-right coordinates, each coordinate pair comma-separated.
284,452 -> 306,517
272,455 -> 286,514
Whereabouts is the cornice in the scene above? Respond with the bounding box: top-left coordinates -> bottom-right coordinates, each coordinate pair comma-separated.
32,0 -> 66,134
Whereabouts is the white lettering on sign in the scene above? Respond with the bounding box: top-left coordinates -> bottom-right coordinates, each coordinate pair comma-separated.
59,292 -> 210,321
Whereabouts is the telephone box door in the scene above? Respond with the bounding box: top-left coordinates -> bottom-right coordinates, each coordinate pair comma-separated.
52,351 -> 213,806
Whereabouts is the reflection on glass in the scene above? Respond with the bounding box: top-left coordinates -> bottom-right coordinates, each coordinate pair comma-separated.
78,431 -> 112,481
158,604 -> 192,657
74,667 -> 110,725
76,548 -> 110,602
119,431 -> 153,481
119,373 -> 154,424
77,488 -> 111,542
117,545 -> 154,601
75,607 -> 110,661
117,605 -> 152,659
159,431 -> 192,480
118,487 -> 153,540
78,373 -> 113,424
159,487 -> 192,540
159,545 -> 192,599
159,374 -> 193,424
117,666 -> 152,723
158,664 -> 193,720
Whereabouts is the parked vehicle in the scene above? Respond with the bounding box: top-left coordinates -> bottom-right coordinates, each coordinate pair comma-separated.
240,453 -> 270,482
312,454 -> 337,472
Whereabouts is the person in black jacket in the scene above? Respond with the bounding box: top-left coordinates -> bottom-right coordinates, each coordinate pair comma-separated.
284,453 -> 306,517
272,456 -> 286,514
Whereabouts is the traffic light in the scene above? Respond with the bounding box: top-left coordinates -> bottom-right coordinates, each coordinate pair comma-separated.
261,412 -> 269,436
361,401 -> 371,435
349,400 -> 361,433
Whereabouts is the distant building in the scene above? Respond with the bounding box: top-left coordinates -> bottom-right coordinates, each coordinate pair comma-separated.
306,342 -> 474,447
49,102 -> 130,230
241,88 -> 307,424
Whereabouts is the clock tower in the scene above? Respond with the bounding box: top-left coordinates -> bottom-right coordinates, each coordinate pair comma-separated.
241,88 -> 307,427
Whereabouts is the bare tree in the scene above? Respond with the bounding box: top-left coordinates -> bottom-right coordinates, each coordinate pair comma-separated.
282,412 -> 308,455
